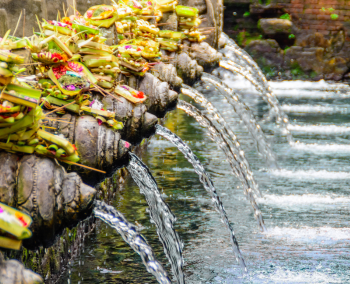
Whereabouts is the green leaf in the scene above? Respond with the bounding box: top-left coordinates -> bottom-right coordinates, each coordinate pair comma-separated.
330,14 -> 339,20
280,13 -> 291,20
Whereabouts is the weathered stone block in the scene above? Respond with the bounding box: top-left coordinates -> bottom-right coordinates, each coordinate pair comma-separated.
258,18 -> 293,35
0,254 -> 43,284
323,56 -> 349,80
296,32 -> 330,48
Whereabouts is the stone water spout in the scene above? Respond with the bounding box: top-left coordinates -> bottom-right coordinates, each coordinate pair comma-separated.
44,114 -> 131,182
174,52 -> 204,84
0,152 -> 96,247
139,73 -> 179,117
151,63 -> 184,89
111,73 -> 180,118
150,44 -> 221,87
187,42 -> 223,68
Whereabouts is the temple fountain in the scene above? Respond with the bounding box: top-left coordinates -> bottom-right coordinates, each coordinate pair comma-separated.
0,0 -> 349,283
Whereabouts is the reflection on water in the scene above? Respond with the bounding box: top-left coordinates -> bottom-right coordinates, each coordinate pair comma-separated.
61,79 -> 350,283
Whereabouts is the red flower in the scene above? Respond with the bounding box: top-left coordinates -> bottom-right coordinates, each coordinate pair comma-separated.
135,91 -> 144,99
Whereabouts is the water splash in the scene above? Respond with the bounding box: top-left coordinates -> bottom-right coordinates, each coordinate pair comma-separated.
93,200 -> 171,284
258,194 -> 350,210
181,84 -> 260,194
155,124 -> 247,273
127,153 -> 185,284
269,79 -> 350,91
201,73 -> 278,168
281,104 -> 350,115
269,169 -> 350,180
290,141 -> 350,153
265,226 -> 350,244
287,124 -> 350,135
177,99 -> 266,231
273,89 -> 350,99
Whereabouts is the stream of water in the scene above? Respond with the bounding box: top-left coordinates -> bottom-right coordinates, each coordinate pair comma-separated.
180,84 -> 260,196
61,74 -> 350,283
177,99 -> 266,231
94,201 -> 171,284
127,153 -> 185,284
155,124 -> 247,273
200,73 -> 278,168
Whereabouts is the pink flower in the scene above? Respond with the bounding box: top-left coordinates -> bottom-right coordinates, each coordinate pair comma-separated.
65,85 -> 75,91
68,62 -> 83,72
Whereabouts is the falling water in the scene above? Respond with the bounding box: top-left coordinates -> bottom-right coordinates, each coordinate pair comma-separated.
93,201 -> 171,284
220,32 -> 269,87
177,99 -> 266,231
155,124 -> 247,273
127,153 -> 185,284
220,32 -> 276,101
218,33 -> 293,142
219,60 -> 292,140
201,73 -> 278,168
181,84 -> 260,195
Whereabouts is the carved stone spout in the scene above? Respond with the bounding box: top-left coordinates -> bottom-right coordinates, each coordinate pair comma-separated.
139,73 -> 179,117
188,42 -> 223,68
175,53 -> 203,83
0,152 -> 96,247
43,113 -> 130,181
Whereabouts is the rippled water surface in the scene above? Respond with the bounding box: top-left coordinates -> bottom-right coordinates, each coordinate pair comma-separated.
61,75 -> 350,283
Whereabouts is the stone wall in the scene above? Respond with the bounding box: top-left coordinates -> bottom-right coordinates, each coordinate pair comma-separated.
0,0 -> 111,37
224,0 -> 350,80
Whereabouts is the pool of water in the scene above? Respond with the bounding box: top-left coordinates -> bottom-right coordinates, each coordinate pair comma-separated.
61,74 -> 350,283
